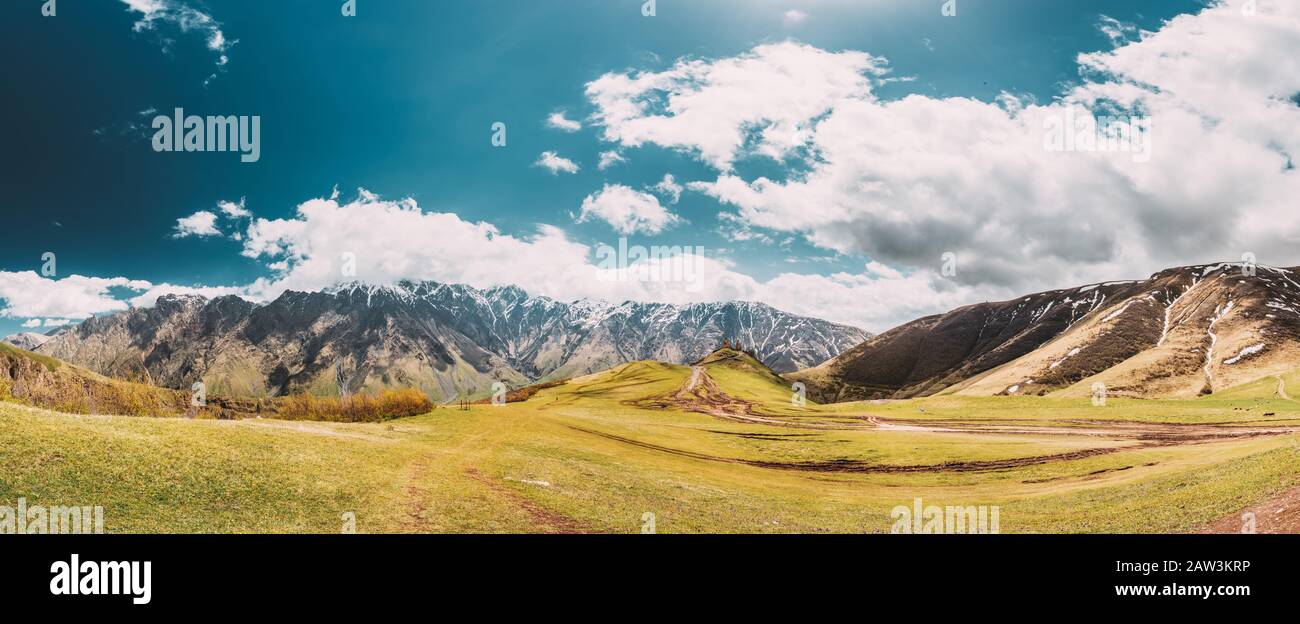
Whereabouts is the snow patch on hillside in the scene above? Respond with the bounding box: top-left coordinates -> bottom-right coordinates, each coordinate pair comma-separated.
1204,300 -> 1234,383
1223,343 -> 1265,365
1049,347 -> 1082,369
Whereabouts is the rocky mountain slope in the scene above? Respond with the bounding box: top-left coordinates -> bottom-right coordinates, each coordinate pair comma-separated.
1,332 -> 53,351
36,281 -> 868,402
790,263 -> 1300,401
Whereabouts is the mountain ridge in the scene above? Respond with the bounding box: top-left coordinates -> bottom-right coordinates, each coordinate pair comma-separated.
36,280 -> 869,402
791,263 -> 1300,402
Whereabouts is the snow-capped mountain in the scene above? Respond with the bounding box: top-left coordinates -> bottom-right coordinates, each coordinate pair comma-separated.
363,282 -> 867,377
35,281 -> 868,401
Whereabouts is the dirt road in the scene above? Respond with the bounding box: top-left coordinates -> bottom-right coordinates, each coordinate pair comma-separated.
1277,375 -> 1293,401
1198,483 -> 1300,534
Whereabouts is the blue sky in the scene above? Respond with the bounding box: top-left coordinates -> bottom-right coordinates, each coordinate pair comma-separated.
3,0 -> 1298,338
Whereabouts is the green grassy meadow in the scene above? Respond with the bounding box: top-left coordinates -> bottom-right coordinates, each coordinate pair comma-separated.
2,350 -> 1299,533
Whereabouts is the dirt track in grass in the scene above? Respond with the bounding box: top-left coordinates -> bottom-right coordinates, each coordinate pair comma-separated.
664,366 -> 1300,441
600,366 -> 1300,475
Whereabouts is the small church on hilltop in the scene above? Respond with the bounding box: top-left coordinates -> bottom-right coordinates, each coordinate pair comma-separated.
718,339 -> 744,352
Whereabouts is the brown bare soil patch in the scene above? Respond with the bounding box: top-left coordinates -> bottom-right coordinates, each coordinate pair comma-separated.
401,458 -> 436,532
1197,484 -> 1300,534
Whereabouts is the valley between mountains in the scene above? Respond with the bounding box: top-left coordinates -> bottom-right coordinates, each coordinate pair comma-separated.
2,262 -> 1300,533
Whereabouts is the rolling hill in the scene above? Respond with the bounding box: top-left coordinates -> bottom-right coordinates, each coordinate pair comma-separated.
0,341 -> 192,416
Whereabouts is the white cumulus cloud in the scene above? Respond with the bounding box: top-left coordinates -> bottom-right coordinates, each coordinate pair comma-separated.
546,111 -> 583,132
585,41 -> 887,170
598,150 -> 626,170
535,151 -> 580,175
0,272 -> 152,319
173,210 -> 221,238
577,184 -> 681,235
590,0 -> 1300,303
651,174 -> 684,204
217,198 -> 249,218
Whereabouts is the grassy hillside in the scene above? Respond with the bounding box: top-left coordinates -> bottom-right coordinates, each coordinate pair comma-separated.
0,342 -> 191,416
1211,367 -> 1300,401
0,345 -> 431,422
2,350 -> 1299,533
